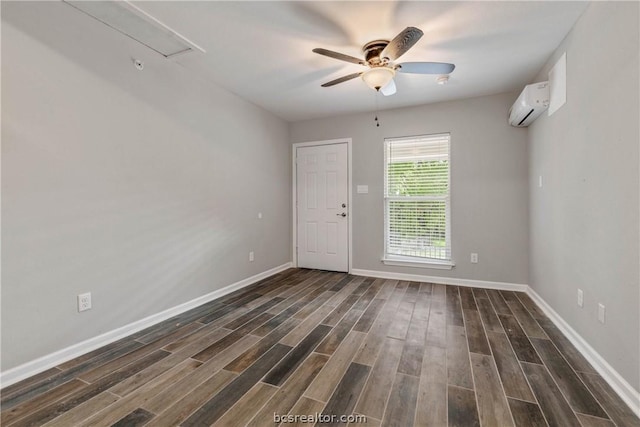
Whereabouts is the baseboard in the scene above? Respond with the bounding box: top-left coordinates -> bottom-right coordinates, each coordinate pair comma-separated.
0,262 -> 293,389
350,268 -> 528,292
527,287 -> 640,416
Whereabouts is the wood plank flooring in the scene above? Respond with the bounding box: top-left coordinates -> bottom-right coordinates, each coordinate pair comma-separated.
1,269 -> 638,426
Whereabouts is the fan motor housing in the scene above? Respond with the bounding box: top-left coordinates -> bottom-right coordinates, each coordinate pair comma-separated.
363,40 -> 389,66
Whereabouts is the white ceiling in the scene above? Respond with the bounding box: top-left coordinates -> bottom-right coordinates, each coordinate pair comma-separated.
132,1 -> 588,122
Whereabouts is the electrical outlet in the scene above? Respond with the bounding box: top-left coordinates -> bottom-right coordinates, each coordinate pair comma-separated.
258,212 -> 263,219
249,251 -> 254,262
78,293 -> 92,312
538,175 -> 543,188
598,303 -> 605,324
470,253 -> 478,264
577,289 -> 584,307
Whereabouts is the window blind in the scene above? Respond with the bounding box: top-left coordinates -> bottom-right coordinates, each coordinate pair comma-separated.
384,133 -> 451,261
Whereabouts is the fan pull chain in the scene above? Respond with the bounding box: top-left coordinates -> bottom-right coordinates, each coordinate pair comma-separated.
374,92 -> 380,127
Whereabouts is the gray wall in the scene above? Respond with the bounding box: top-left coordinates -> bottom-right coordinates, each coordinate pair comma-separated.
291,92 -> 529,285
1,2 -> 291,371
528,2 -> 639,389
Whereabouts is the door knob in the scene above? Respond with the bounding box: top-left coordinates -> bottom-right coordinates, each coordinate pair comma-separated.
336,213 -> 346,217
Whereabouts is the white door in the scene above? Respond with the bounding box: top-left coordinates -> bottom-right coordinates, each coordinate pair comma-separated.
296,143 -> 349,272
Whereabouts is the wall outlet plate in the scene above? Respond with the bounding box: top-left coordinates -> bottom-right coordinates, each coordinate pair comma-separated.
598,303 -> 605,324
78,293 -> 92,312
249,251 -> 254,262
470,253 -> 478,264
577,289 -> 584,307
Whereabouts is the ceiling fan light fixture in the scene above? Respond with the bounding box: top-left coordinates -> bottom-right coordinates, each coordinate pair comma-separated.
362,67 -> 395,91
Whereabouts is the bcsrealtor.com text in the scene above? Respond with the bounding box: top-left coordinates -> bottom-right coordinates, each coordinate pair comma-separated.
274,412 -> 367,424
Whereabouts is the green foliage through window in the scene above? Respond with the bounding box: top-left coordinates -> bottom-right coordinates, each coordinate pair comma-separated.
387,160 -> 448,196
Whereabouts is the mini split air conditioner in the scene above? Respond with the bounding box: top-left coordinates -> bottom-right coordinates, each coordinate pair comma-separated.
508,82 -> 550,127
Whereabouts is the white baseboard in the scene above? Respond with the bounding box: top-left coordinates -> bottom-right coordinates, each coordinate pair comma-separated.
350,268 -> 528,292
0,262 -> 292,389
527,288 -> 640,416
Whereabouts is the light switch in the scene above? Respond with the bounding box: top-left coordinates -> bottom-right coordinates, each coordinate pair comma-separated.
357,185 -> 369,194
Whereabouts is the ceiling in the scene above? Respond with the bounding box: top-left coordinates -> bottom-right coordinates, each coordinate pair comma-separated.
127,1 -> 588,122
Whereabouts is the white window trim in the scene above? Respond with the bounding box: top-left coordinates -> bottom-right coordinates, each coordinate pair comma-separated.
382,255 -> 455,270
383,133 -> 453,267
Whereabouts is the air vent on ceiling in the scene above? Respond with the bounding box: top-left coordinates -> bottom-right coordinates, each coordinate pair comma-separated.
63,0 -> 205,58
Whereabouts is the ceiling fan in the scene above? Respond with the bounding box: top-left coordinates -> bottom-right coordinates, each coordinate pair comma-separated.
313,27 -> 455,96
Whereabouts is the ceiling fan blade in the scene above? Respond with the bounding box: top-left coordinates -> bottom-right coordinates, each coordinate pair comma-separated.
380,79 -> 396,96
380,27 -> 423,61
321,72 -> 363,87
396,62 -> 456,74
313,48 -> 366,65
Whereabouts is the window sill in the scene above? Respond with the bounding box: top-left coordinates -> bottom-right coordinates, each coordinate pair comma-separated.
382,256 -> 455,270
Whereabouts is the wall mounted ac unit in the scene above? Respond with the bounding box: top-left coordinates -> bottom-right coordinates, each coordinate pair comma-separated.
508,82 -> 550,127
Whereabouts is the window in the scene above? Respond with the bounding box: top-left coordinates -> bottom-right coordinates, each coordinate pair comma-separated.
384,133 -> 452,268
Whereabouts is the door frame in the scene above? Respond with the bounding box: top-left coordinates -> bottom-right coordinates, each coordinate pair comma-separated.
292,138 -> 353,273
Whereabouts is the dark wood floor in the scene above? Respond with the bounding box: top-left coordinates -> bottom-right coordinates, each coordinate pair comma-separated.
2,269 -> 639,426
